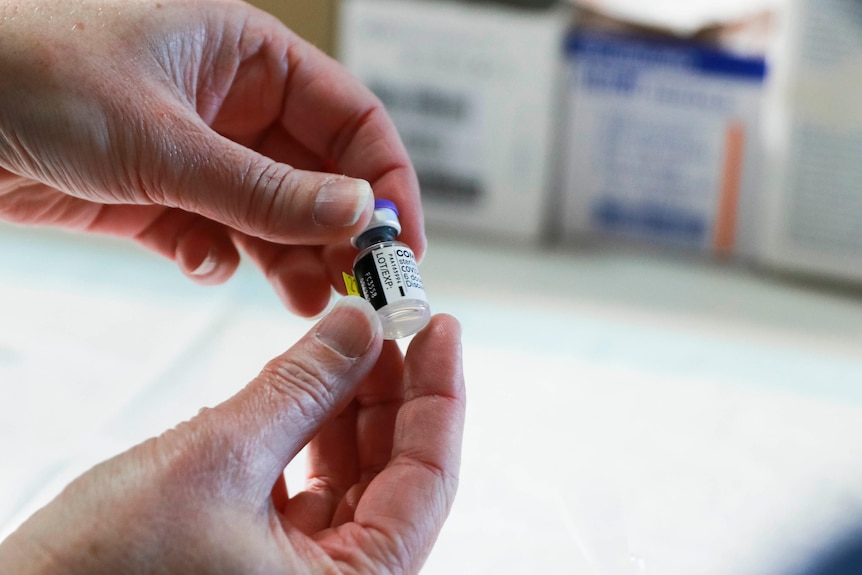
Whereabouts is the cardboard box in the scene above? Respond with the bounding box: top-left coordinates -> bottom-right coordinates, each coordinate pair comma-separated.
559,22 -> 768,256
339,0 -> 573,242
560,0 -> 862,286
248,0 -> 338,55
756,0 -> 862,283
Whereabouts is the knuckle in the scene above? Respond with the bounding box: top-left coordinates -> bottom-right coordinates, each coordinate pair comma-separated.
262,355 -> 336,419
242,159 -> 294,239
328,103 -> 385,162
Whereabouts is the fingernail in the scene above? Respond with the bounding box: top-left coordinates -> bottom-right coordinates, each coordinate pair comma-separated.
316,297 -> 380,358
314,178 -> 373,227
190,248 -> 218,277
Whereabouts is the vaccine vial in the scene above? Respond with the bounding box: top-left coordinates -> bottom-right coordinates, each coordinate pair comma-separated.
352,199 -> 431,340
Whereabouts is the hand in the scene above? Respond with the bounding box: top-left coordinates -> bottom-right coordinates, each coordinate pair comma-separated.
0,0 -> 423,316
0,297 -> 464,574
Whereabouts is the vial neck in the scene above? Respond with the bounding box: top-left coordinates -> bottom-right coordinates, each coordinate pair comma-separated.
355,226 -> 399,251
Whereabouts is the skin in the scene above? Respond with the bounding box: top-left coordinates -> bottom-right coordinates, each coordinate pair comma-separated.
0,0 -> 425,316
0,298 -> 466,574
0,1 -> 462,573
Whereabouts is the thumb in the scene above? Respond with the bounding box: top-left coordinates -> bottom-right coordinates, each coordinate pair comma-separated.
151,121 -> 374,244
212,296 -> 382,497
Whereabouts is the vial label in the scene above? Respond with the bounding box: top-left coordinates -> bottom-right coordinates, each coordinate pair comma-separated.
354,244 -> 427,310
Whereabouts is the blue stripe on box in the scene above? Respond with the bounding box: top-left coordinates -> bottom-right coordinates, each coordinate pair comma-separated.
593,199 -> 707,242
565,31 -> 767,82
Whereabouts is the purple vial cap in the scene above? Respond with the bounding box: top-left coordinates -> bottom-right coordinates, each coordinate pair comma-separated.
375,199 -> 399,216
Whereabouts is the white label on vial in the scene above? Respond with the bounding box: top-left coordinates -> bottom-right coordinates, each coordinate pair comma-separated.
355,244 -> 427,310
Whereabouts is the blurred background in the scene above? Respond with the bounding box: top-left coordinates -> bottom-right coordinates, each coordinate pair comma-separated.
4,0 -> 862,573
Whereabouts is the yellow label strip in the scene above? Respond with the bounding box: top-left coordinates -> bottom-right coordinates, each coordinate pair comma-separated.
342,272 -> 360,297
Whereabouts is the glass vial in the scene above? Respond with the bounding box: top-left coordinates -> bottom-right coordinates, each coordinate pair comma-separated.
352,199 -> 431,340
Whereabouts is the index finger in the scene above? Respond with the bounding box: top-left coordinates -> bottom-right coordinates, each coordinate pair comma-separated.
280,38 -> 426,258
349,315 -> 465,571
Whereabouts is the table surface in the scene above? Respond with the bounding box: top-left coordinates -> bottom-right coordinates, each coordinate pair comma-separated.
2,224 -> 862,575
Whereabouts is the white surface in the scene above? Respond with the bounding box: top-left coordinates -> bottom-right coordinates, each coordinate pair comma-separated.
3,225 -> 862,574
